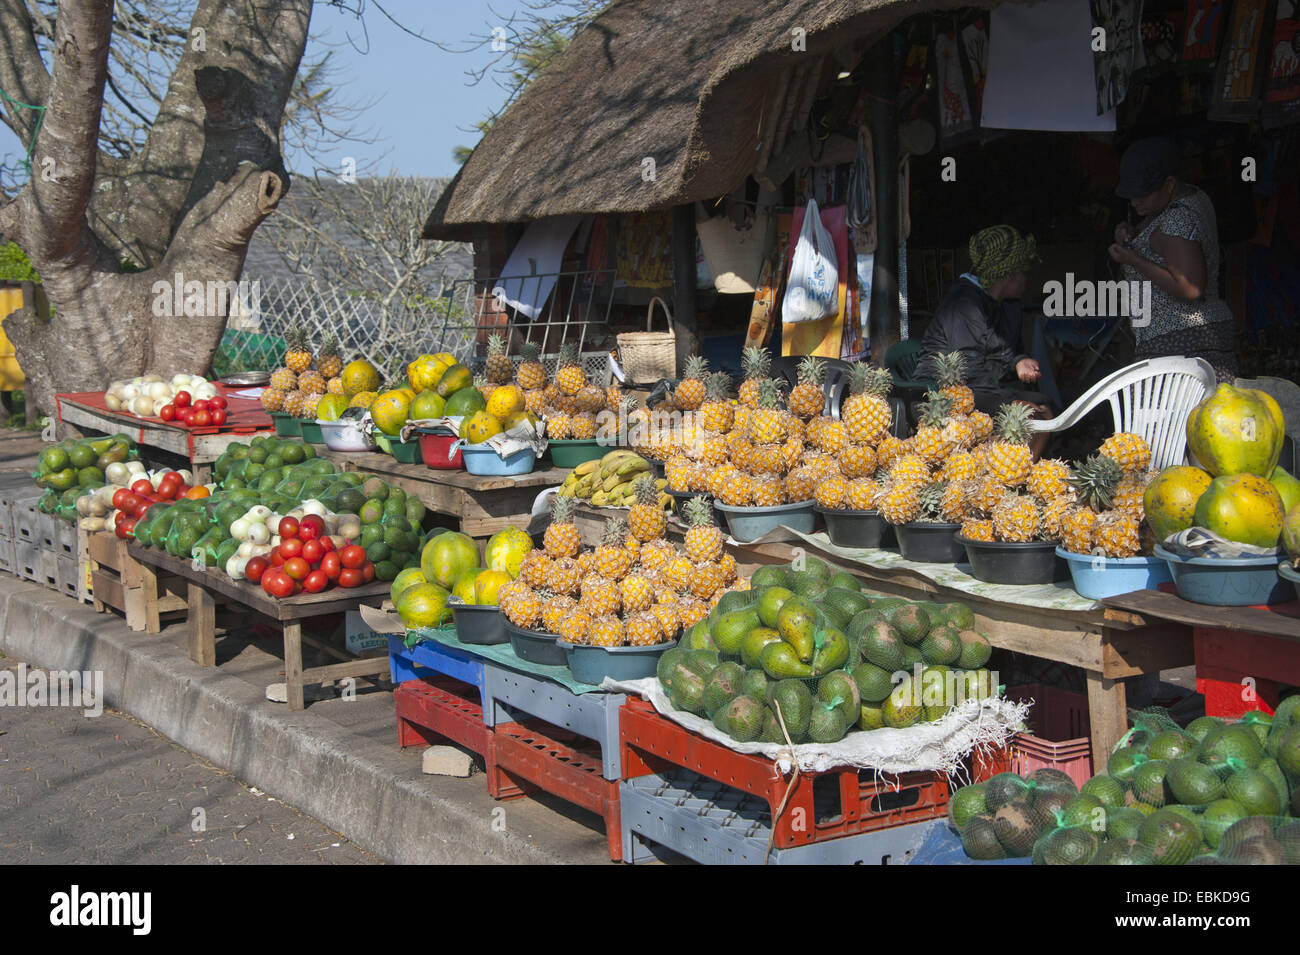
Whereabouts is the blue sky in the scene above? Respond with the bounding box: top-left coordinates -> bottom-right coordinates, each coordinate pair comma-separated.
1,0 -> 529,181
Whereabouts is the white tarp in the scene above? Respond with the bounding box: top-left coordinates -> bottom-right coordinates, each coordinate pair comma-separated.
493,215 -> 584,320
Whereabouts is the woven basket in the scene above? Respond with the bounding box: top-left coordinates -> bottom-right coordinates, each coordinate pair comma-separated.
617,297 -> 676,384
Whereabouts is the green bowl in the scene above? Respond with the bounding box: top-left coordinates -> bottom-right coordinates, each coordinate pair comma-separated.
269,412 -> 301,437
548,438 -> 608,469
389,437 -> 423,464
298,420 -> 324,444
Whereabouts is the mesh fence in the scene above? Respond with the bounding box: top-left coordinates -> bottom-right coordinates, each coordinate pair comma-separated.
213,274 -> 615,386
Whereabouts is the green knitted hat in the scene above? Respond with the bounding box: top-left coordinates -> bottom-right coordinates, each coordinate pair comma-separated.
969,225 -> 1039,286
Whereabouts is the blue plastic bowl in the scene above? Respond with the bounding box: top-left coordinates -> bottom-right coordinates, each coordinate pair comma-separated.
560,639 -> 677,684
1056,548 -> 1174,600
1154,545 -> 1296,606
457,443 -> 537,476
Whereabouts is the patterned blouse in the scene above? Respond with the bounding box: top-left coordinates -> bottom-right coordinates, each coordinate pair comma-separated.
1121,185 -> 1233,342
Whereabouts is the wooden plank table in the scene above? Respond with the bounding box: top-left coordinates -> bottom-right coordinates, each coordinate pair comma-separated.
317,449 -> 567,537
56,393 -> 273,482
127,543 -> 391,710
721,538 -> 1194,761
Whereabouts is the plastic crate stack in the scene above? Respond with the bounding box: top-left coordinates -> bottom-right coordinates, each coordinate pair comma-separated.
0,473 -> 88,602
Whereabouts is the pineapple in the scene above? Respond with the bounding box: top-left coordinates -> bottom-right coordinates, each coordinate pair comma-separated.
517,342 -> 546,391
966,475 -> 1006,515
876,433 -> 907,469
665,455 -> 694,493
788,356 -> 826,419
913,392 -> 956,465
575,384 -> 605,413
662,555 -> 693,594
639,538 -> 675,572
784,467 -> 817,503
629,475 -> 667,542
717,552 -> 739,584
543,493 -> 582,558
604,383 -> 624,414
327,377 -> 345,395
890,453 -> 931,489
588,614 -> 625,648
749,443 -> 784,475
1094,510 -> 1141,558
625,611 -> 664,647
1042,493 -> 1077,539
595,517 -> 634,580
717,470 -> 752,507
839,443 -> 878,479
650,602 -> 682,640
674,355 -> 709,411
689,561 -> 725,600
298,370 -> 327,396
961,518 -> 996,542
1070,454 -> 1123,511
683,496 -> 724,563
502,586 -> 543,629
546,412 -> 573,440
678,597 -> 709,628
699,373 -> 734,433
1060,506 -> 1098,555
843,363 -> 895,444
548,556 -> 581,595
621,573 -> 655,613
1027,459 -> 1072,503
1099,432 -> 1152,473
1115,471 -> 1151,519
270,366 -> 297,392
738,346 -> 771,408
285,326 -> 313,374
541,595 -> 577,634
939,482 -> 967,523
260,388 -> 286,412
877,480 -> 921,525
810,418 -> 848,455
579,576 -> 621,617
486,333 -> 513,384
556,343 -> 586,396
916,480 -> 948,523
317,335 -> 343,380
519,549 -> 553,589
969,411 -> 995,442
847,478 -> 881,511
933,351 -> 975,416
557,609 -> 592,645
282,390 -> 306,418
301,393 -> 322,419
985,403 -> 1035,488
570,412 -> 597,439
746,378 -> 787,445
992,493 -> 1041,542
751,474 -> 785,507
814,475 -> 848,509
940,450 -> 983,484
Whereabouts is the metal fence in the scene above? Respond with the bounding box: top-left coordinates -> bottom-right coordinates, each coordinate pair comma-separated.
214,271 -> 617,386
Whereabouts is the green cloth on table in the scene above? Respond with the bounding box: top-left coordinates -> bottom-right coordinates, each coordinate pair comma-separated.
406,625 -> 605,695
785,529 -> 1099,612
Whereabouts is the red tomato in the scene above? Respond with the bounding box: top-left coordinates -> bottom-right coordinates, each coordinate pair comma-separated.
116,518 -> 136,539
320,551 -> 342,580
209,395 -> 228,410
361,561 -> 376,583
173,390 -> 191,408
191,409 -> 212,427
157,477 -> 181,500
283,557 -> 310,581
159,403 -> 176,421
131,478 -> 154,496
192,398 -> 210,413
179,408 -> 195,424
115,510 -> 127,525
112,488 -> 133,510
302,570 -> 329,594
338,567 -> 363,589
279,537 -> 303,560
339,544 -> 366,569
300,539 -> 323,565
264,570 -> 294,599
244,557 -> 268,583
210,408 -> 227,426
130,497 -> 152,519
163,471 -> 182,484
318,535 -> 336,553
297,515 -> 325,541
269,549 -> 284,568
278,516 -> 300,539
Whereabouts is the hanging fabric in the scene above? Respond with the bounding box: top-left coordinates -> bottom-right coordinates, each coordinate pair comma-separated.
694,200 -> 769,294
935,29 -> 977,144
1090,0 -> 1146,115
846,127 -> 874,236
961,17 -> 990,119
1180,0 -> 1225,65
1208,0 -> 1270,122
1262,5 -> 1300,129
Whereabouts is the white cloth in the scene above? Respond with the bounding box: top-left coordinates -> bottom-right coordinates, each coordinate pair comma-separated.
982,0 -> 1118,131
494,215 -> 583,320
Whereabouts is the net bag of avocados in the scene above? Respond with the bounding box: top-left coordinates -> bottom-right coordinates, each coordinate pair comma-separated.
951,768 -> 1082,860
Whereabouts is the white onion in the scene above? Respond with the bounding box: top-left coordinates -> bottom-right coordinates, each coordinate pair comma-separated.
194,382 -> 217,399
171,373 -> 191,387
151,397 -> 170,416
230,517 -> 251,541
247,523 -> 270,545
131,395 -> 154,415
76,495 -> 92,517
246,505 -> 270,521
301,499 -> 326,517
147,381 -> 171,400
142,373 -> 164,383
105,394 -> 123,411
125,460 -> 146,475
122,384 -> 140,400
105,462 -> 131,485
178,469 -> 194,484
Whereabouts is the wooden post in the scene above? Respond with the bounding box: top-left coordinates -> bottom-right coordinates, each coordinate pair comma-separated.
1085,669 -> 1128,764
284,620 -> 305,711
188,582 -> 216,667
671,204 -> 698,377
865,39 -> 900,364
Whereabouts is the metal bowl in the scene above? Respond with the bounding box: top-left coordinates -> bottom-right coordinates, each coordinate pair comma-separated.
218,371 -> 271,387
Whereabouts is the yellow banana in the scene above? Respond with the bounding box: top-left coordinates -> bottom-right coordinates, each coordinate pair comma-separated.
573,460 -> 601,477
591,490 -> 609,506
617,459 -> 651,478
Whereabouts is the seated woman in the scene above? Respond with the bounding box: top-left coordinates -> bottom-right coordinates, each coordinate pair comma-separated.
1108,136 -> 1238,382
916,224 -> 1053,455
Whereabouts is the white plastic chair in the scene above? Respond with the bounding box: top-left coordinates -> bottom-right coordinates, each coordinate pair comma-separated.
1029,357 -> 1217,469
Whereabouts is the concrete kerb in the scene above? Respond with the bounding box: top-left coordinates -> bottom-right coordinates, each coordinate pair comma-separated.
0,575 -> 603,864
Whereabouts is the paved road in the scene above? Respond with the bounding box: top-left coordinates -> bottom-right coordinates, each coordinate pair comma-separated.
0,658 -> 379,865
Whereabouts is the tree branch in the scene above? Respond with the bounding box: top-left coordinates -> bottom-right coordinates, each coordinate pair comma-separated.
0,0 -> 53,144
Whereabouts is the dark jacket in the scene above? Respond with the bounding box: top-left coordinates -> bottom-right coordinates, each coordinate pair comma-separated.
916,277 -> 1029,394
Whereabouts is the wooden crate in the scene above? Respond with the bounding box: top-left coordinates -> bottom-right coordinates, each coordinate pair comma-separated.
86,531 -> 187,631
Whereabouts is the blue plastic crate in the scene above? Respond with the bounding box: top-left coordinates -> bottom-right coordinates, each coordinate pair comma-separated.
387,633 -> 506,725
619,770 -> 938,865
906,819 -> 1033,865
482,663 -> 625,779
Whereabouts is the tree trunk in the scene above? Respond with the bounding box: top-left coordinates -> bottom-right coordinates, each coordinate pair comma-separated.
0,0 -> 311,415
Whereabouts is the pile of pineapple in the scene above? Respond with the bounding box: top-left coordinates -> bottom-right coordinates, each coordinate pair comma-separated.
494,339 -> 624,441
261,328 -> 346,418
498,491 -> 748,648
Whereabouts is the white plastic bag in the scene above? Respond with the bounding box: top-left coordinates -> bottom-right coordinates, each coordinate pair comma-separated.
781,198 -> 839,323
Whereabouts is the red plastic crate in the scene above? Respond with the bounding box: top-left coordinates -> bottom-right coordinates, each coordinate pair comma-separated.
488,722 -> 623,861
1002,684 -> 1094,789
393,676 -> 525,800
1194,625 -> 1300,719
619,698 -> 949,849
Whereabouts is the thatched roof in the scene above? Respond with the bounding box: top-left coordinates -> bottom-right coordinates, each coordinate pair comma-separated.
424,0 -> 978,239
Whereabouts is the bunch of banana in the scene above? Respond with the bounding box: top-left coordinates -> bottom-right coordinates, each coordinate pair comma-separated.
559,450 -> 668,508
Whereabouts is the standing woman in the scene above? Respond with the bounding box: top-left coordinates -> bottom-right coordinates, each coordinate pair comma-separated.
1108,137 -> 1238,382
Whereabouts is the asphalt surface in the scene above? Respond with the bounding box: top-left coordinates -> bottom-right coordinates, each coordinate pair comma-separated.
0,657 -> 379,865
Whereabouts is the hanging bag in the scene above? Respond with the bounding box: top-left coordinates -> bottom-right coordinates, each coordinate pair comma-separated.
781,198 -> 839,323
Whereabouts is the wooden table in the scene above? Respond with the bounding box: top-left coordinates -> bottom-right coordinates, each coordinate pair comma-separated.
317,449 -> 567,538
127,543 -> 391,710
725,538 -> 1195,760
57,393 -> 273,482
1105,587 -> 1300,719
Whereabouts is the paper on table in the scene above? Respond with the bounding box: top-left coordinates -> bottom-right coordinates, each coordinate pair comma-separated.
229,387 -> 266,399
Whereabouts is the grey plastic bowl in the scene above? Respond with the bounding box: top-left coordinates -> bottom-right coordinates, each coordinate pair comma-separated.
452,604 -> 508,645
1281,561 -> 1300,587
894,522 -> 964,563
958,536 -> 1067,584
816,506 -> 893,549
503,621 -> 568,665
1155,545 -> 1296,606
560,639 -> 677,684
714,499 -> 816,544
